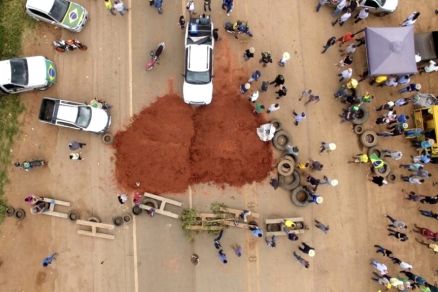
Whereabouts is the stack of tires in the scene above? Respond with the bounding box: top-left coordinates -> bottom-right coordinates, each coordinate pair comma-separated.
353,125 -> 396,183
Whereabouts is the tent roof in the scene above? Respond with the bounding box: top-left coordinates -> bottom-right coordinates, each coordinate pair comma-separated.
366,26 -> 417,76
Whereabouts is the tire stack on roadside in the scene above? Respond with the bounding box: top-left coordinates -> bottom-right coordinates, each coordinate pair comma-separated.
353,125 -> 397,183
271,120 -> 311,207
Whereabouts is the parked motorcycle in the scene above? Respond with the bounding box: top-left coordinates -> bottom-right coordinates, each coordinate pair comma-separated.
14,160 -> 47,172
53,39 -> 87,53
145,42 -> 165,71
224,21 -> 253,38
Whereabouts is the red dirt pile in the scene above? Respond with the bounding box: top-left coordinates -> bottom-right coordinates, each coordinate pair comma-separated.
113,41 -> 273,194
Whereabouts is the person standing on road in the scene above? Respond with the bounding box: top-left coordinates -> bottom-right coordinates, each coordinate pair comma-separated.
278,52 -> 291,66
243,47 -> 255,60
114,0 -> 128,16
304,93 -> 320,105
68,141 -> 86,151
354,7 -> 369,23
371,175 -> 387,187
249,224 -> 263,238
338,68 -> 353,82
253,103 -> 265,114
399,83 -> 421,93
218,249 -> 228,264
371,260 -> 388,275
276,85 -> 287,99
222,0 -> 233,16
316,0 -> 328,12
385,215 -> 407,230
204,0 -> 211,11
293,251 -> 310,268
298,242 -> 315,257
42,253 -> 58,267
248,70 -> 262,83
240,82 -> 251,94
332,9 -> 352,26
314,219 -> 329,233
265,235 -> 277,248
292,111 -> 306,126
390,257 -> 413,271
401,11 -> 420,26
374,244 -> 393,257
248,90 -> 259,103
321,36 -> 337,54
381,149 -> 402,160
419,210 -> 438,220
387,228 -> 408,241
401,175 -> 424,185
267,103 -> 280,114
333,0 -> 347,16
214,230 -> 224,250
104,0 -> 116,15
69,153 -> 83,161
320,142 -> 336,153
259,51 -> 273,66
420,195 -> 438,205
270,74 -> 285,87
231,244 -> 242,257
178,15 -> 186,30
186,0 -> 195,16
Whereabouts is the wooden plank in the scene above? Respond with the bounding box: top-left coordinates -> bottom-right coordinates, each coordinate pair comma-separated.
43,211 -> 68,219
266,230 -> 305,237
76,220 -> 115,230
42,197 -> 71,207
265,217 -> 304,225
185,225 -> 225,231
143,192 -> 182,207
139,204 -> 179,219
219,207 -> 260,218
77,230 -> 115,240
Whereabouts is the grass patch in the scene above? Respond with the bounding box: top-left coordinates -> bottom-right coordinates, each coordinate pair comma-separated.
0,0 -> 31,222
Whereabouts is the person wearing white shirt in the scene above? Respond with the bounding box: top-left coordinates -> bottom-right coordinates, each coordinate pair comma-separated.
338,68 -> 353,82
421,60 -> 438,73
354,8 -> 369,23
371,260 -> 388,275
267,103 -> 280,113
248,91 -> 259,103
385,77 -> 398,87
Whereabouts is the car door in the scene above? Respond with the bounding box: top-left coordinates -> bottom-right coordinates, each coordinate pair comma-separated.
27,8 -> 58,26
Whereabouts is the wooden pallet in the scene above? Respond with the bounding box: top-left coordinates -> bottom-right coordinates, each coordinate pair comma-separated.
76,220 -> 115,240
139,192 -> 183,219
265,217 -> 306,237
37,197 -> 71,219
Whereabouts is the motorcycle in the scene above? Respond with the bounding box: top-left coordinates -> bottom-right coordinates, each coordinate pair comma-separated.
15,160 -> 47,172
53,39 -> 88,53
224,21 -> 253,39
145,42 -> 165,71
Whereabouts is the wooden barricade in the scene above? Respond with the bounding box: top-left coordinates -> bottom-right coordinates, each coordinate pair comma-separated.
265,217 -> 306,237
39,197 -> 71,219
139,192 -> 182,219
76,220 -> 115,240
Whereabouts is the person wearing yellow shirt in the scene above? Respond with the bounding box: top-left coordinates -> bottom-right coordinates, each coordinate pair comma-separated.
349,153 -> 368,164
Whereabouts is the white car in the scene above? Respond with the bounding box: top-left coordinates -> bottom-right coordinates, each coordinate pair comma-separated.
26,0 -> 88,32
0,56 -> 57,95
359,0 -> 399,14
183,17 -> 214,105
39,97 -> 111,133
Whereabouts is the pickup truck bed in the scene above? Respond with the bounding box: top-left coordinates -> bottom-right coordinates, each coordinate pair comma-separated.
39,98 -> 58,123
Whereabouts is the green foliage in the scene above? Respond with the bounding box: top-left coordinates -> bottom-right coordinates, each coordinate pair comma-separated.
0,0 -> 29,222
180,208 -> 200,241
210,202 -> 227,214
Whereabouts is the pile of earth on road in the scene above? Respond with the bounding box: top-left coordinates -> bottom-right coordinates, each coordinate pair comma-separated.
113,41 -> 273,194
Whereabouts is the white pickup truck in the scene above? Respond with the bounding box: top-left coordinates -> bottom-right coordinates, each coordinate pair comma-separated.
0,56 -> 57,95
38,97 -> 111,133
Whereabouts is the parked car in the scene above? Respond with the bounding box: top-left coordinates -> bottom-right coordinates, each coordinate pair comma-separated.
415,31 -> 438,63
0,56 -> 56,96
25,0 -> 88,32
183,17 -> 214,105
39,97 -> 111,133
329,0 -> 398,14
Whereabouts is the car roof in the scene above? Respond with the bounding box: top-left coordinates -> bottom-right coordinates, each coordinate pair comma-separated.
26,0 -> 56,13
57,104 -> 78,123
187,45 -> 210,72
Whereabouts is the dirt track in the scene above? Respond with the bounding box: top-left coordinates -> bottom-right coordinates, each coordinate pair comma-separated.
0,0 -> 437,291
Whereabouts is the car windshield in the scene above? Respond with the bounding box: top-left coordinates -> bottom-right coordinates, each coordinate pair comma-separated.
49,0 -> 70,22
185,70 -> 211,84
368,0 -> 385,6
76,106 -> 91,128
10,58 -> 29,85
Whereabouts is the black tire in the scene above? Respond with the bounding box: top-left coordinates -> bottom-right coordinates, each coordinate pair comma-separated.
68,211 -> 80,222
360,130 -> 378,147
123,214 -> 132,223
277,159 -> 295,176
142,198 -> 159,209
88,216 -> 101,223
15,208 -> 26,220
290,187 -> 310,207
102,133 -> 113,145
132,205 -> 143,215
270,119 -> 282,132
272,130 -> 291,151
113,216 -> 124,226
352,107 -> 369,125
6,206 -> 15,217
279,170 -> 301,191
373,164 -> 391,177
387,172 -> 397,183
368,147 -> 382,158
353,125 -> 364,135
